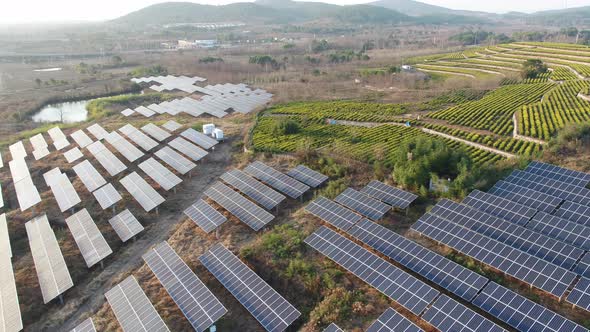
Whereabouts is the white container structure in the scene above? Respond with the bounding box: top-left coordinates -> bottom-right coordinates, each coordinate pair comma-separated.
213,128 -> 224,141
203,124 -> 215,135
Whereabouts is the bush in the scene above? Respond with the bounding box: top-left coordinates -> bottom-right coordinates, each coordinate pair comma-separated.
128,65 -> 167,77
272,118 -> 300,136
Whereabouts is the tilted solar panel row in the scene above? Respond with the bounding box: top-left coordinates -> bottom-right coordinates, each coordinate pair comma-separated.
462,189 -> 536,226
488,180 -> 562,213
525,161 -> 590,188
505,170 -> 590,206
360,180 -> 418,209
334,188 -> 390,220
305,196 -> 362,231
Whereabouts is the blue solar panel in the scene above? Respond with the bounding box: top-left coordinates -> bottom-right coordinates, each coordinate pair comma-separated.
472,282 -> 588,332
505,170 -> 590,206
412,213 -> 577,297
575,254 -> 590,278
488,180 -> 562,213
430,199 -> 583,270
462,190 -> 536,226
287,165 -> 328,188
525,161 -> 590,188
360,180 -> 418,209
567,277 -> 590,312
244,161 -> 310,199
221,169 -> 286,210
422,295 -> 506,332
323,323 -> 343,332
554,200 -> 590,228
334,188 -> 390,220
366,308 -> 423,332
305,196 -> 362,231
305,226 -> 439,315
527,211 -> 590,251
348,219 -> 487,301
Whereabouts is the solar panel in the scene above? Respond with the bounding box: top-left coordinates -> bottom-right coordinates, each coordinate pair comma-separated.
412,213 -> 577,298
32,147 -> 50,160
244,161 -> 310,199
14,176 -> 41,211
472,282 -> 587,332
49,174 -> 81,212
105,132 -> 144,163
567,277 -> 590,312
366,308 -> 423,332
462,190 -> 536,226
184,199 -> 227,233
87,141 -> 127,176
221,169 -> 285,210
575,254 -> 590,278
334,188 -> 390,220
105,275 -> 169,332
180,128 -> 218,149
554,200 -> 590,227
93,183 -> 122,210
204,182 -> 274,231
305,196 -> 362,231
0,214 -> 10,258
430,199 -> 583,270
361,180 -> 418,209
348,219 -> 488,301
120,172 -> 165,212
119,124 -> 158,151
73,160 -> 107,192
9,141 -> 27,160
505,170 -> 590,206
109,209 -> 143,242
488,180 -> 562,213
70,318 -> 96,332
134,106 -> 155,117
121,108 -> 135,117
43,167 -> 62,187
422,295 -> 506,332
0,216 -> 22,332
162,120 -> 182,132
0,153 -> 3,168
147,104 -> 166,114
199,243 -> 301,332
66,209 -> 112,268
9,158 -> 30,183
323,323 -> 343,332
30,133 -> 48,151
48,127 -> 70,150
70,129 -> 93,148
154,146 -> 196,175
86,124 -> 109,140
525,161 -> 590,187
139,158 -> 182,191
143,242 -> 227,332
168,137 -> 208,162
527,211 -> 590,251
305,226 -> 439,315
286,165 -> 328,188
64,147 -> 84,163
141,123 -> 171,142
26,215 -> 73,303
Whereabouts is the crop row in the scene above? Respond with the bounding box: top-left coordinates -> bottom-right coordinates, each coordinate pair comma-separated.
550,67 -> 579,81
515,42 -> 590,51
415,64 -> 492,77
267,101 -> 408,122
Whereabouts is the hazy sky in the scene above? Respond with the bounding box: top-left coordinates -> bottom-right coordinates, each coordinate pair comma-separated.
2,0 -> 589,23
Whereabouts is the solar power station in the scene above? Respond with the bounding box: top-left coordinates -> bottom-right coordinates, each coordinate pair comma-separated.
360,180 -> 418,209
108,209 -> 144,242
334,188 -> 390,220
70,318 -> 96,332
244,161 -> 310,199
120,172 -> 165,212
143,242 -> 227,332
184,199 -> 227,233
305,196 -> 362,231
220,169 -> 285,210
180,128 -> 218,150
366,308 -> 423,332
286,165 -> 328,188
65,209 -> 112,268
199,244 -> 301,332
154,146 -> 196,175
139,157 -> 182,191
26,215 -> 73,303
105,276 -> 169,332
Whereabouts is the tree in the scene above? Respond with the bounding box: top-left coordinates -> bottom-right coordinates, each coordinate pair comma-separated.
34,78 -> 42,88
311,39 -> 330,53
521,59 -> 548,79
249,55 -> 279,71
111,55 -> 123,66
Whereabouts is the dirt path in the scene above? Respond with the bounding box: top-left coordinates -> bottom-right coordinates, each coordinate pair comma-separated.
415,68 -> 475,79
29,140 -> 235,331
512,114 -> 547,145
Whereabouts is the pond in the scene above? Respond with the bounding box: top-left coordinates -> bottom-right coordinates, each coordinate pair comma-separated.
32,100 -> 89,123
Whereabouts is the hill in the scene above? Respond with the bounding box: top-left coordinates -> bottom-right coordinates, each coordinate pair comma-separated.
524,6 -> 590,25
370,0 -> 491,17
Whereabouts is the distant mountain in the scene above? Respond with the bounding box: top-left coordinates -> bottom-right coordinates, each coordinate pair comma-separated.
369,0 -> 491,17
524,6 -> 590,25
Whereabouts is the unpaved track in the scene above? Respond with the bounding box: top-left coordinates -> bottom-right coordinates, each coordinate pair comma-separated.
28,140 -> 234,332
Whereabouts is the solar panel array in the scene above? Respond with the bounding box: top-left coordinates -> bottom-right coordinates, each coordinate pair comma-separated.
143,242 -> 227,332
412,213 -> 576,297
105,132 -> 144,162
505,170 -> 590,206
525,161 -> 590,187
70,129 -> 93,148
323,323 -> 343,332
119,124 -> 158,151
162,120 -> 182,132
64,147 -> 84,163
48,172 -> 81,212
142,123 -> 171,142
9,141 -> 27,160
87,141 -> 127,176
245,161 -> 310,199
154,146 -> 196,175
286,165 -> 328,188
0,214 -> 22,332
180,128 -> 218,149
348,219 -> 487,301
105,276 -> 170,332
554,200 -> 590,227
366,308 -> 423,332
305,226 -> 439,315
70,318 -> 96,332
361,180 -> 418,209
204,182 -> 274,231
109,209 -> 144,242
334,188 -> 390,220
26,215 -> 73,303
48,127 -> 70,150
462,190 -> 536,226
567,277 -> 590,311
488,180 -> 562,213
30,134 -> 49,160
121,108 -> 135,117
93,183 -> 122,210
86,124 -> 109,141
134,106 -> 155,117
168,137 -> 208,162
120,172 -> 165,212
421,295 -> 506,332
65,209 -> 112,268
221,169 -> 285,210
73,160 -> 107,192
189,197 -> 230,232
9,158 -> 41,211
0,214 -> 11,258
199,243 -> 300,332
472,282 -> 587,332
528,211 -> 590,251
139,157 -> 182,191
576,254 -> 590,278
305,196 -> 362,231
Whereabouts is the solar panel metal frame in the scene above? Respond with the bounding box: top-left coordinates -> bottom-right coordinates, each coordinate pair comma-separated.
334,188 -> 390,220
527,211 -> 590,251
505,170 -> 590,206
220,169 -> 285,210
305,226 -> 439,315
366,308 -> 423,332
141,123 -> 171,142
139,157 -> 182,191
108,209 -> 143,242
204,182 -> 274,231
411,213 -> 577,298
168,137 -> 208,162
120,172 -> 165,212
348,219 -> 488,302
70,129 -> 93,148
244,161 -> 310,199
472,282 -> 587,332
70,317 -> 96,332
87,141 -> 127,177
25,215 -> 73,303
360,180 -> 418,209
462,190 -> 537,226
143,242 -> 227,332
154,146 -> 196,175
105,275 -> 170,332
305,196 -> 362,231
286,165 -> 328,188
488,180 -> 562,213
554,200 -> 590,227
65,209 -> 112,268
183,199 -> 227,233
73,160 -> 107,192
93,183 -> 122,210
525,161 -> 590,187
180,128 -> 218,149
421,295 -> 506,332
199,243 -> 301,332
